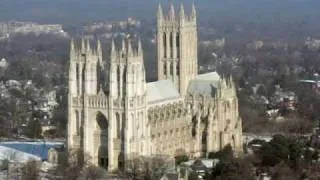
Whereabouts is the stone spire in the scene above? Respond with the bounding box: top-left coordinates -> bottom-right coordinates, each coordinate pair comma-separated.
111,39 -> 116,58
138,38 -> 143,56
169,3 -> 175,20
70,38 -> 75,59
191,2 -> 196,19
86,39 -> 91,53
97,38 -> 103,63
127,39 -> 133,57
157,4 -> 163,20
81,38 -> 86,53
97,39 -> 102,53
121,38 -> 126,52
229,75 -> 236,90
179,3 -> 185,20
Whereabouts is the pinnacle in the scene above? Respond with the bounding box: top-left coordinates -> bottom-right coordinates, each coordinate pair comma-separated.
138,38 -> 143,56
180,3 -> 185,18
169,3 -> 175,20
157,3 -> 163,18
70,38 -> 75,51
191,1 -> 197,18
121,38 -> 126,52
127,39 -> 133,56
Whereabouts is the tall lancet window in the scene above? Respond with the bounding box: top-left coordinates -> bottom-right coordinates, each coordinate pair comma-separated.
163,63 -> 167,76
75,110 -> 80,135
117,66 -> 121,97
176,63 -> 180,76
116,113 -> 120,139
122,67 -> 126,97
176,33 -> 180,58
170,32 -> 173,58
163,33 -> 167,58
76,63 -> 80,95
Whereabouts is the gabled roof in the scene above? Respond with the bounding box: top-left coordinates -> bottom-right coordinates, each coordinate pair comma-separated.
147,80 -> 181,105
187,72 -> 220,97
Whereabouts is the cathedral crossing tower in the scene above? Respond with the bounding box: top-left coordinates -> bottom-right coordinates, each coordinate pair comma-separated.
157,3 -> 198,95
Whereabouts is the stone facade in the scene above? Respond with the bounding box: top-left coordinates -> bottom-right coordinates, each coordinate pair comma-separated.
67,3 -> 243,172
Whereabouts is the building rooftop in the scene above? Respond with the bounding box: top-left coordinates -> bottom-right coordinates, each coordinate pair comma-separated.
187,72 -> 221,97
147,80 -> 181,105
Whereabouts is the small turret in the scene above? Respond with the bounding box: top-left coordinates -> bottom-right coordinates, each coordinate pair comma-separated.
127,39 -> 133,57
70,38 -> 75,60
97,39 -> 103,63
157,4 -> 163,20
81,38 -> 86,53
179,3 -> 185,22
228,76 -> 232,88
138,38 -> 143,56
191,2 -> 196,20
97,39 -> 102,53
70,38 -> 75,51
111,39 -> 116,58
121,38 -> 126,53
169,3 -> 175,20
220,75 -> 226,89
86,39 -> 91,53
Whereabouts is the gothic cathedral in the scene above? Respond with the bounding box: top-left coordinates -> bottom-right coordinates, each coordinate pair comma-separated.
67,3 -> 243,171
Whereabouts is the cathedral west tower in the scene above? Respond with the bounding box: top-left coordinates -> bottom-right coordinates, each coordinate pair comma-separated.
157,3 -> 198,95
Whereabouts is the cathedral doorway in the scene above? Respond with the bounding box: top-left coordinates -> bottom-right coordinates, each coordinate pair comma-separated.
96,112 -> 108,169
98,147 -> 108,169
232,135 -> 236,150
118,152 -> 125,171
201,131 -> 207,153
191,115 -> 197,137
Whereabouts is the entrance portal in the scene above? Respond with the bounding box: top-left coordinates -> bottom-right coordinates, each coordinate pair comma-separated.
96,112 -> 108,169
98,147 -> 108,169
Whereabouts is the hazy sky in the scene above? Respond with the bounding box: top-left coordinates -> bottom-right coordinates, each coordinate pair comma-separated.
0,0 -> 319,24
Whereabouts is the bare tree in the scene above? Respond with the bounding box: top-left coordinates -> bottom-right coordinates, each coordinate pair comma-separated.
271,162 -> 298,180
125,155 -> 170,180
21,160 -> 40,180
50,148 -> 107,180
81,164 -> 106,180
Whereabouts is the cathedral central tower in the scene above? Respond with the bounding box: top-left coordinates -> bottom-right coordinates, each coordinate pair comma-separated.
157,3 -> 198,95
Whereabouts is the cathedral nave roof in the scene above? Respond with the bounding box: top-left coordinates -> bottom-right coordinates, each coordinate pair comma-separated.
187,72 -> 220,97
147,80 -> 182,106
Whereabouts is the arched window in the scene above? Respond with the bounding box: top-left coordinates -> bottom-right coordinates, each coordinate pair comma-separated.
176,63 -> 179,76
163,63 -> 167,75
96,112 -> 108,170
117,66 -> 121,97
202,131 -> 207,145
96,112 -> 108,130
176,33 -> 180,58
170,32 -> 173,58
163,33 -> 167,58
170,62 -> 173,75
225,102 -> 230,113
131,113 -> 135,139
116,113 -> 120,138
76,63 -> 80,95
122,67 -> 126,97
75,110 -> 80,135
232,135 -> 236,149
